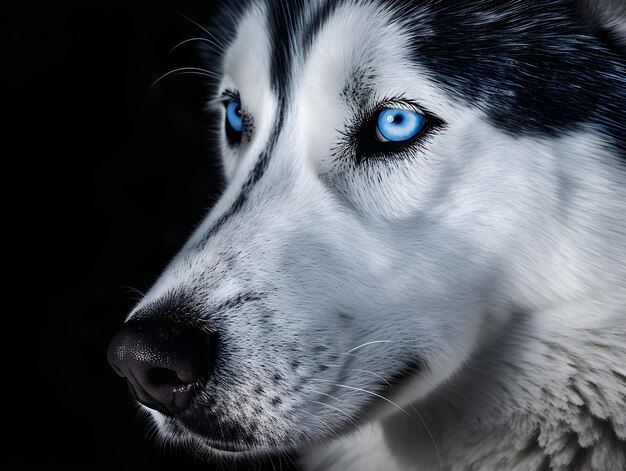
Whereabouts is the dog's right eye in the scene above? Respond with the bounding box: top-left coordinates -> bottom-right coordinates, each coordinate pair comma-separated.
224,99 -> 243,145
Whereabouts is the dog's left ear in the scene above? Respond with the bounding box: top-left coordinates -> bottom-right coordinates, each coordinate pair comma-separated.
577,0 -> 626,54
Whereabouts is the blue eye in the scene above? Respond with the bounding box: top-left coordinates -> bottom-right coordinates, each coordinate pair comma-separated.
375,108 -> 425,142
226,99 -> 243,133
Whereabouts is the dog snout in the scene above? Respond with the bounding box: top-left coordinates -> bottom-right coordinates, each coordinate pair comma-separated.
107,319 -> 214,415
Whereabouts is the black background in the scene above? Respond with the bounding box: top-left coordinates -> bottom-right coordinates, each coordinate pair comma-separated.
4,2 -> 289,469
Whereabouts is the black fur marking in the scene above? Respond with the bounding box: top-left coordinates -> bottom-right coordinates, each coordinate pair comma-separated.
340,67 -> 377,109
390,0 -> 626,159
200,150 -> 271,244
199,73 -> 293,245
337,311 -> 355,322
266,0 -> 298,97
200,0 -> 310,246
265,0 -> 337,97
242,113 -> 255,143
300,0 -> 340,57
213,292 -> 263,314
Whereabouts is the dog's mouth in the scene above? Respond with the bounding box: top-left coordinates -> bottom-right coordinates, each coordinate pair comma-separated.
158,357 -> 426,455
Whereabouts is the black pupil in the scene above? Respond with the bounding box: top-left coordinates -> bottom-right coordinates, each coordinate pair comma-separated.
392,114 -> 403,123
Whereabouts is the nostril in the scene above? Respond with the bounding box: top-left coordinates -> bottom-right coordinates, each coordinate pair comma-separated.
107,319 -> 214,415
148,367 -> 185,387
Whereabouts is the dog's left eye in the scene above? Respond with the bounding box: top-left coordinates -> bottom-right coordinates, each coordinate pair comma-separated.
224,98 -> 243,145
375,108 -> 425,142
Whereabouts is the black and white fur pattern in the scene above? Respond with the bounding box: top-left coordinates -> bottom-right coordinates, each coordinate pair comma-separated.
129,1 -> 626,469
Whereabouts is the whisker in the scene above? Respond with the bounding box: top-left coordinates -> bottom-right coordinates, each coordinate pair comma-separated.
302,386 -> 341,402
321,365 -> 392,387
206,94 -> 231,108
149,67 -> 220,90
172,9 -> 226,48
168,37 -> 224,55
310,379 -> 403,411
310,378 -> 442,469
302,386 -> 361,426
298,408 -> 341,442
345,340 -> 392,354
310,400 -> 360,428
407,403 -> 442,470
118,285 -> 146,298
352,368 -> 392,387
281,450 -> 298,470
337,352 -> 365,360
268,453 -> 278,471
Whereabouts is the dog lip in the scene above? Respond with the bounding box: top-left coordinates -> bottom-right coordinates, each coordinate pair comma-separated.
205,440 -> 253,453
172,412 -> 260,451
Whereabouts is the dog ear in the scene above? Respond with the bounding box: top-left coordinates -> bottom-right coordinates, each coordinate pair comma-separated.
577,0 -> 626,54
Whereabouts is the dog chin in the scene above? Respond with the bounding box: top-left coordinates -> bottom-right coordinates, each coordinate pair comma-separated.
195,437 -> 293,461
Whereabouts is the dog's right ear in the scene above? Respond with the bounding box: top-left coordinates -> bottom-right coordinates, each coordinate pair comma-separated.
577,0 -> 626,55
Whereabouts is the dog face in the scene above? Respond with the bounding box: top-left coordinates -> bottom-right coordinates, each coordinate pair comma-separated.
108,0 -> 626,458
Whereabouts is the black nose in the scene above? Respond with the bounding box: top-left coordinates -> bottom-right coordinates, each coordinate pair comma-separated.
107,319 -> 213,415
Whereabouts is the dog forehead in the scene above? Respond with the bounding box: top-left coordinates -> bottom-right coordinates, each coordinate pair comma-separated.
224,1 -> 407,93
224,2 -> 435,115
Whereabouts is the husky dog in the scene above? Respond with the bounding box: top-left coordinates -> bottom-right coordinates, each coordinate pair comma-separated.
108,0 -> 626,469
